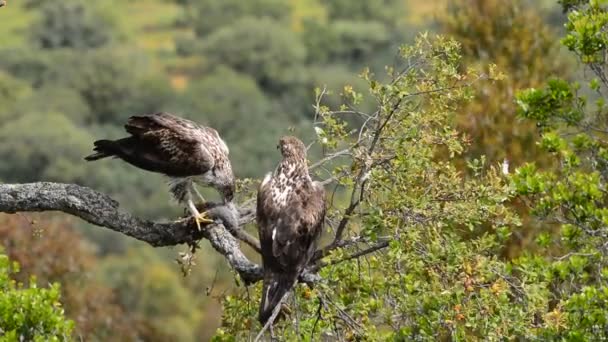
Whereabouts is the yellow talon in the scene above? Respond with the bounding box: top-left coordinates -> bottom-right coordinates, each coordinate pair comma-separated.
194,211 -> 214,231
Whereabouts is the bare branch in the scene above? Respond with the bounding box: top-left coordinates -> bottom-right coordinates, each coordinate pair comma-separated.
323,93 -> 403,250
309,149 -> 351,171
201,202 -> 260,253
0,182 -> 263,284
324,200 -> 360,252
0,182 -> 326,286
319,291 -> 364,335
312,235 -> 364,261
254,291 -> 292,342
311,240 -> 389,272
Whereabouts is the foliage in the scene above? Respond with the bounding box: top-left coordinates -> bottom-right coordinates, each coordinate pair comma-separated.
97,247 -> 210,342
67,50 -> 174,125
30,1 -> 115,49
0,213 -> 232,341
304,20 -> 391,66
0,249 -> 73,341
0,70 -> 31,122
0,0 -> 588,340
324,0 -> 405,25
438,0 -> 570,257
0,48 -> 63,88
213,6 -> 608,336
12,85 -> 91,125
201,17 -> 307,93
511,0 -> 608,339
184,0 -> 290,37
0,214 -> 144,340
439,0 -> 567,166
0,113 -> 93,183
176,0 -> 408,124
215,34 -> 542,340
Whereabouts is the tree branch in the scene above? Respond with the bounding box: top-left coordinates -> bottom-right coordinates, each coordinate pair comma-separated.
194,202 -> 261,254
311,240 -> 389,272
0,182 -> 263,284
309,149 -> 351,170
254,291 -> 292,342
0,182 -> 324,285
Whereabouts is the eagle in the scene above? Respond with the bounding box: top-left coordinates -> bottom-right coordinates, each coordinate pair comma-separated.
257,136 -> 326,324
85,112 -> 235,230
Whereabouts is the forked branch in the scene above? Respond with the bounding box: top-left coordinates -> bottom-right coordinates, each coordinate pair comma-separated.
0,182 -> 322,285
0,182 -> 263,284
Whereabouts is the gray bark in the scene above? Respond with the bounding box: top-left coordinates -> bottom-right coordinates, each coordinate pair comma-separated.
0,182 -> 263,283
0,182 -> 329,284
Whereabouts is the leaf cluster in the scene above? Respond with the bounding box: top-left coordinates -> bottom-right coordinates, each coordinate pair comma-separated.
0,252 -> 73,341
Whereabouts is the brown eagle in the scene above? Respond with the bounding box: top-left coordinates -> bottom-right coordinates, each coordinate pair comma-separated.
257,136 -> 326,324
85,112 -> 235,229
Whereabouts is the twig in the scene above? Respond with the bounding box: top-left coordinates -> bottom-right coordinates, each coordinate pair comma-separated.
319,291 -> 364,335
254,291 -> 292,342
311,241 -> 389,272
293,294 -> 300,338
312,235 -> 366,261
309,149 -> 351,170
310,297 -> 324,340
319,201 -> 360,255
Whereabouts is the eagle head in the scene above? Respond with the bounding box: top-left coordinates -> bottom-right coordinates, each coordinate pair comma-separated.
277,136 -> 306,159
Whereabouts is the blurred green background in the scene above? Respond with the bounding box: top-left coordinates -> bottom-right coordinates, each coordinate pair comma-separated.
0,0 -> 565,340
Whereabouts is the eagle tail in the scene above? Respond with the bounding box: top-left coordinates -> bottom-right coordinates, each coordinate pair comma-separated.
84,140 -> 119,161
259,271 -> 296,324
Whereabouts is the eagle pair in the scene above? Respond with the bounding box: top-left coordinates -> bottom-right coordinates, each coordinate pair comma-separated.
85,112 -> 325,324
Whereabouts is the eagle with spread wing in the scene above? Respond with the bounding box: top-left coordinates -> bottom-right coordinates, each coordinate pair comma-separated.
257,136 -> 326,324
85,112 -> 235,230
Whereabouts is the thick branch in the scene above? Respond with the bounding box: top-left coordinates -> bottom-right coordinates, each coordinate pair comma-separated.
195,202 -> 261,254
0,182 -> 325,285
0,182 -> 263,284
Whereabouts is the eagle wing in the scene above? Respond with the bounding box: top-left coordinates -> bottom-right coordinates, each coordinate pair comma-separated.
86,112 -> 222,177
271,182 -> 325,269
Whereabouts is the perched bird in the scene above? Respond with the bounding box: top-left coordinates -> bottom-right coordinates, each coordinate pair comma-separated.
85,112 -> 235,230
257,136 -> 326,324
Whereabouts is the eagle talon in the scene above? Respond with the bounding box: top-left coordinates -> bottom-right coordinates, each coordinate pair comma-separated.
194,211 -> 213,231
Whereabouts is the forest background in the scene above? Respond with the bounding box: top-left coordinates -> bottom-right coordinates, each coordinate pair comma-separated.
0,0 -> 583,340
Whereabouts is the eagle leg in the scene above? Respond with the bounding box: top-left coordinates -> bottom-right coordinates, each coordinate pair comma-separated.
187,199 -> 213,231
192,185 -> 207,204
172,179 -> 214,231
